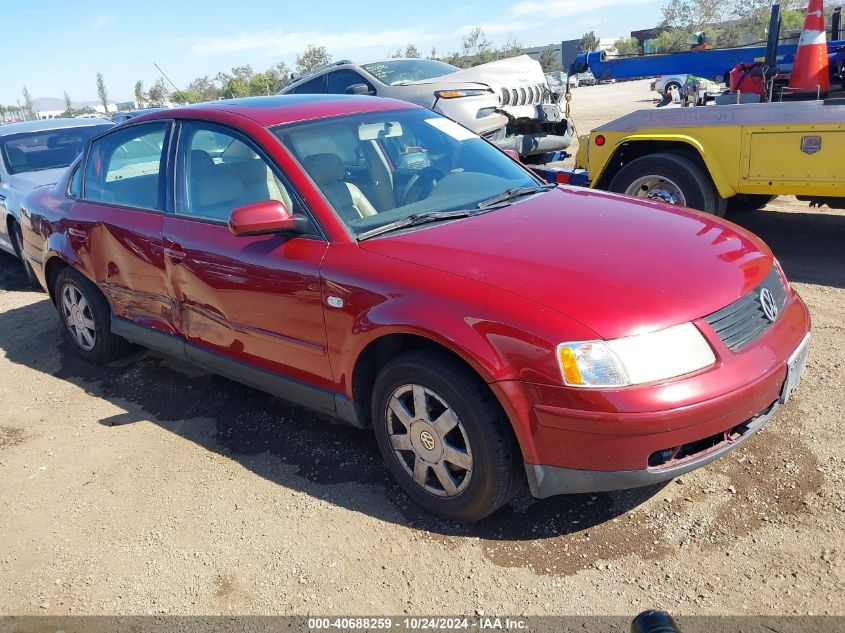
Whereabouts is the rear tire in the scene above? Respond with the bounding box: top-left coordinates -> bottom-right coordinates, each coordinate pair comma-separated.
371,349 -> 523,522
727,194 -> 776,213
9,221 -> 40,288
54,267 -> 133,364
608,152 -> 726,216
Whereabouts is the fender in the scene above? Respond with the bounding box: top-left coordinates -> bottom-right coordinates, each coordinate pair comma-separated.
593,133 -> 735,199
41,232 -> 87,300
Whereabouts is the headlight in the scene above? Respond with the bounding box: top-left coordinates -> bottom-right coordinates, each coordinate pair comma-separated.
434,89 -> 492,99
557,322 -> 715,388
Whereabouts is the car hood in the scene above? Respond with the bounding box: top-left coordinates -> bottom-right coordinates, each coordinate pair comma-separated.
405,55 -> 548,90
360,187 -> 774,340
7,168 -> 65,192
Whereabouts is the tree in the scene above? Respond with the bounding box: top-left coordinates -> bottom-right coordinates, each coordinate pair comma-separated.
428,46 -> 438,59
612,37 -> 641,56
0,105 -> 6,121
579,31 -> 599,52
22,85 -> 34,120
185,75 -> 219,101
147,78 -> 169,107
650,29 -> 693,52
296,45 -> 332,74
404,44 -> 420,58
462,27 -> 495,66
96,72 -> 109,111
231,65 -> 254,81
538,46 -> 561,72
63,91 -> 73,116
441,51 -> 464,67
498,35 -> 524,59
134,80 -> 145,107
268,62 -> 292,92
171,89 -> 203,104
389,48 -> 403,59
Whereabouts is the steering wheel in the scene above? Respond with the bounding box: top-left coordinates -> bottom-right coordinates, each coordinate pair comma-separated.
402,167 -> 444,205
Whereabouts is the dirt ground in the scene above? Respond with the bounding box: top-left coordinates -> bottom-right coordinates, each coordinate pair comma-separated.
0,80 -> 843,618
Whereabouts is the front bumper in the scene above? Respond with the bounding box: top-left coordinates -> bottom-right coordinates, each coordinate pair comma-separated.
489,292 -> 811,499
526,398 -> 779,498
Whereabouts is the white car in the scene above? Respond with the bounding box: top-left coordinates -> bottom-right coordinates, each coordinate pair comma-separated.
651,74 -> 689,95
0,118 -> 112,281
280,56 -> 571,158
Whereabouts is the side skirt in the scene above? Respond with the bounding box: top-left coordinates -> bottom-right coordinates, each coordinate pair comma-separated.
110,317 -> 365,428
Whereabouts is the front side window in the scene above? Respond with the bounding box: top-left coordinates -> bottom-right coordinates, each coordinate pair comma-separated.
0,125 -> 111,175
326,70 -> 374,94
273,108 -> 541,235
83,122 -> 168,210
176,123 -> 296,223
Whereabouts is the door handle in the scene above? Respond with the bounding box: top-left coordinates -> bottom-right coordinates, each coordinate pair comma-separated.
164,241 -> 186,263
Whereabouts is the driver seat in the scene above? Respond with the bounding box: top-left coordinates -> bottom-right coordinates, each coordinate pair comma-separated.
302,153 -> 377,221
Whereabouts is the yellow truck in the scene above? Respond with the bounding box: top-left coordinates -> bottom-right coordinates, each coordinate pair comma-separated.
568,100 -> 845,215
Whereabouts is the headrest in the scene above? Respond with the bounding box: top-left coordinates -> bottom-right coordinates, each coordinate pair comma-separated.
302,153 -> 345,184
194,172 -> 244,210
190,149 -> 215,174
6,147 -> 26,170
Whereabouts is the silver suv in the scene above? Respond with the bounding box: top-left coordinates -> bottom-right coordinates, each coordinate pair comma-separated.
279,56 -> 571,158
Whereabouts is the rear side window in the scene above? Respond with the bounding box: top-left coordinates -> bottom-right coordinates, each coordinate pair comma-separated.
68,164 -> 82,197
83,122 -> 169,210
292,75 -> 325,94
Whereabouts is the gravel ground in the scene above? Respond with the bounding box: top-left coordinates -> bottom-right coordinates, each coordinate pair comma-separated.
0,80 -> 843,618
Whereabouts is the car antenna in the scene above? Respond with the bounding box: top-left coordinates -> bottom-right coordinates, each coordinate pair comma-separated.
153,62 -> 186,104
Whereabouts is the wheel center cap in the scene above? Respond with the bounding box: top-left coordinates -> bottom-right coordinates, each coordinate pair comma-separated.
410,421 -> 443,462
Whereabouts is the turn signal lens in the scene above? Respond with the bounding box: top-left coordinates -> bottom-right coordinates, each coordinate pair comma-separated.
435,89 -> 491,99
558,346 -> 584,385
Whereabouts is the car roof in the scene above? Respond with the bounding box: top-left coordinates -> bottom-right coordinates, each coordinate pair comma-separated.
134,94 -> 419,127
0,117 -> 113,137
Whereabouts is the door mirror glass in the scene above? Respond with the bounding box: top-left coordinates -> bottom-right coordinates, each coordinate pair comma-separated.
229,200 -> 305,236
345,83 -> 374,96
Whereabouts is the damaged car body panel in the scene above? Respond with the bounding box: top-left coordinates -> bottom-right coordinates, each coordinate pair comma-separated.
279,56 -> 571,158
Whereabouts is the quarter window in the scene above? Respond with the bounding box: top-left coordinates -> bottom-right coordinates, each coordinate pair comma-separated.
176,123 -> 297,223
83,122 -> 168,210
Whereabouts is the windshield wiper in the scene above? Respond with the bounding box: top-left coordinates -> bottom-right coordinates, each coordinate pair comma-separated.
475,183 -> 556,210
357,209 -> 475,240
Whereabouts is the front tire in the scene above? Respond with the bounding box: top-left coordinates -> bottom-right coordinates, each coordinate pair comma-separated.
371,350 -> 523,522
608,152 -> 726,216
54,267 -> 133,364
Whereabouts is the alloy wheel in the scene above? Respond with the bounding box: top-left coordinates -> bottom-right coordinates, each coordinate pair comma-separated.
385,384 -> 473,497
61,282 -> 96,351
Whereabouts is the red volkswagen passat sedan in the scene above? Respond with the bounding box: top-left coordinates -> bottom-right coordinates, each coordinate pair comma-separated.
19,96 -> 811,522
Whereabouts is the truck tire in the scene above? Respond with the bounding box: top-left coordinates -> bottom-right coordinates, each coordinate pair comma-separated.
608,152 -> 726,216
371,349 -> 523,522
727,194 -> 776,213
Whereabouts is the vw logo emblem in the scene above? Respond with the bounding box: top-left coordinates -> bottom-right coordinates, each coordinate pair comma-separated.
419,430 -> 436,451
759,287 -> 778,322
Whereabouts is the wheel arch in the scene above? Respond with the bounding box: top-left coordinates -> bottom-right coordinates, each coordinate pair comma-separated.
592,136 -> 734,199
349,330 -> 506,429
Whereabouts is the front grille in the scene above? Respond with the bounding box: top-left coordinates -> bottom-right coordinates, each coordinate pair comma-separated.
704,265 -> 787,351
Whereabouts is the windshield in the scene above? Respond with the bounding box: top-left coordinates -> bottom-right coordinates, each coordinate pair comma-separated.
272,109 -> 543,237
1,125 -> 111,175
361,59 -> 459,86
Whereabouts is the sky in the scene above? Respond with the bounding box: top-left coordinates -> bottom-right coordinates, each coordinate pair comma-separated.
0,0 -> 664,105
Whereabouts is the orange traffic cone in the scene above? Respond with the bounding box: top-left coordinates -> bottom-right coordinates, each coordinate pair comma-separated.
789,0 -> 830,93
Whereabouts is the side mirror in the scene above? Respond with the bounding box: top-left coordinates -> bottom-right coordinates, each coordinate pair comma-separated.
345,83 -> 374,96
228,200 -> 308,237
503,149 -> 522,163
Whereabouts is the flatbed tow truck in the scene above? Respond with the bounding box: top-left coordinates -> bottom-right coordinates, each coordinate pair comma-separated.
529,3 -> 845,215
